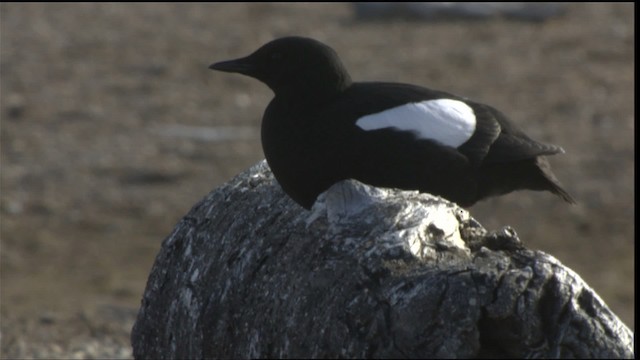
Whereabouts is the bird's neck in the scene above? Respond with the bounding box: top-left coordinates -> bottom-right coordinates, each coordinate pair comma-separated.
275,77 -> 352,109
272,64 -> 353,108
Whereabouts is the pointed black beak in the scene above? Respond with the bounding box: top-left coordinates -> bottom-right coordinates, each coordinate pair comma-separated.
209,56 -> 255,75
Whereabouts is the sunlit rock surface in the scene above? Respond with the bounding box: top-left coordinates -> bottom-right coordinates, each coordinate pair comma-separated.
132,160 -> 633,359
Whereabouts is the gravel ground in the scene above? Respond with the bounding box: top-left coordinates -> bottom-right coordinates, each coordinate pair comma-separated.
1,3 -> 634,358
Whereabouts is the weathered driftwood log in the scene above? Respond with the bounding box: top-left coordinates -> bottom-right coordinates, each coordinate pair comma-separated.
131,161 -> 633,359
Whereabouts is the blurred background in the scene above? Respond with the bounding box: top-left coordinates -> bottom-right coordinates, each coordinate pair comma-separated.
0,3 -> 634,358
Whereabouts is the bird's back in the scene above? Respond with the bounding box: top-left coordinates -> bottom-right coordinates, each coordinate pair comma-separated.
262,81 -> 573,207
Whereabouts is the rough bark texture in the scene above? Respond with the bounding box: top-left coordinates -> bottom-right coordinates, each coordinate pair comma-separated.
131,161 -> 633,359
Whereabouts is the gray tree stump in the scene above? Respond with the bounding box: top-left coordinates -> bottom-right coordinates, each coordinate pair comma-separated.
131,161 -> 633,359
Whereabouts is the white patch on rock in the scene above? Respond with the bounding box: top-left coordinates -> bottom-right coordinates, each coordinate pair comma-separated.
355,99 -> 476,147
308,179 -> 470,261
307,179 -> 387,228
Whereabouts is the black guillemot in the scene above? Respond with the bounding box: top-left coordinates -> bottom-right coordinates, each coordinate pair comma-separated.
210,36 -> 575,209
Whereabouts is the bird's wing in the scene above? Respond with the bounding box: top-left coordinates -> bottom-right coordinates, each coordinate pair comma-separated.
349,84 -> 502,168
475,103 -> 566,163
483,134 -> 565,163
341,83 -> 562,167
455,104 -> 501,167
345,82 -> 489,150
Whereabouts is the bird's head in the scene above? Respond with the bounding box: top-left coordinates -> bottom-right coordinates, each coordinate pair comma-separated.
210,36 -> 352,101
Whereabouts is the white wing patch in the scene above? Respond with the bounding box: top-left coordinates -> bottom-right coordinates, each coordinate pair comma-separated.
355,99 -> 476,148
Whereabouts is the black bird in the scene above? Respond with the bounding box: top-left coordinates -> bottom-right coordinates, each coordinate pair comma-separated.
210,36 -> 575,209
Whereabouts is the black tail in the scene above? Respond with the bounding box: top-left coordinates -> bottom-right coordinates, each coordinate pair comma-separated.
535,157 -> 577,205
546,178 -> 577,204
476,156 -> 576,205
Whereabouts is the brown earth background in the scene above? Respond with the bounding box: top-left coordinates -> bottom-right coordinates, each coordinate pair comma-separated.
0,3 -> 634,358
